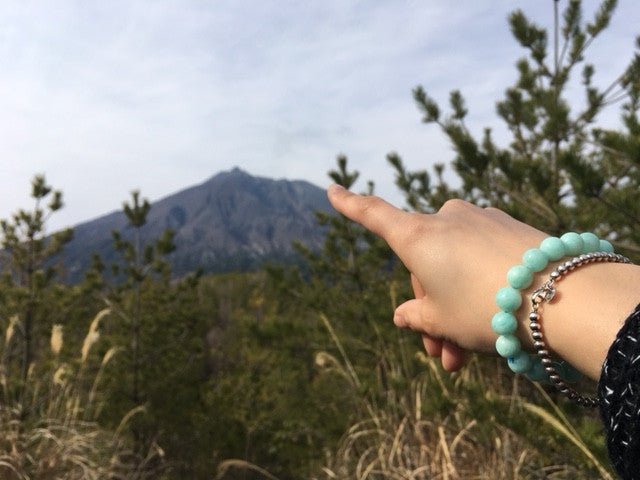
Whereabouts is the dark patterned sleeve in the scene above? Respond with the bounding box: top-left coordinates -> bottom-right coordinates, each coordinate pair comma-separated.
598,303 -> 640,480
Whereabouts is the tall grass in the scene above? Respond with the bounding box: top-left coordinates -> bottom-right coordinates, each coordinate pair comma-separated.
215,310 -> 614,479
315,313 -> 613,480
0,309 -> 163,479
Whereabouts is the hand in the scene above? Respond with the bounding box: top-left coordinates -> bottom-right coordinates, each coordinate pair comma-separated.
327,185 -> 548,371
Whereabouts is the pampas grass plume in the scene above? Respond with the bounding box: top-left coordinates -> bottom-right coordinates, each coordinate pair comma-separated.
81,308 -> 110,362
5,314 -> 19,346
50,324 -> 63,356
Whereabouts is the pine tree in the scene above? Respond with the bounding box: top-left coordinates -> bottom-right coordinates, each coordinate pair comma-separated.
99,191 -> 211,475
390,0 -> 640,256
293,155 -> 404,334
0,175 -> 72,384
110,190 -> 175,410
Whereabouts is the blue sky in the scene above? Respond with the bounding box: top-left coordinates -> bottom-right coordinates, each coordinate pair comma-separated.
1,1 -> 638,231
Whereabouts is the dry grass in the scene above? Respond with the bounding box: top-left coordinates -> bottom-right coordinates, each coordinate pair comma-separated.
0,309 -> 163,479
314,314 -> 613,480
214,312 -> 613,479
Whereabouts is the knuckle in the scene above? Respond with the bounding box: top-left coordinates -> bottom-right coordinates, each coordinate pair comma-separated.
483,206 -> 505,216
438,198 -> 470,214
358,195 -> 381,217
393,213 -> 430,246
418,302 -> 441,336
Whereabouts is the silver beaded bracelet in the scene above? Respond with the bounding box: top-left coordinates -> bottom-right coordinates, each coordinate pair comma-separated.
528,251 -> 632,408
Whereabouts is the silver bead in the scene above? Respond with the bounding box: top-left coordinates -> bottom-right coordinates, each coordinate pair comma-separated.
541,357 -> 552,366
531,331 -> 543,341
529,321 -> 540,331
529,312 -> 539,321
537,349 -> 550,357
533,340 -> 546,349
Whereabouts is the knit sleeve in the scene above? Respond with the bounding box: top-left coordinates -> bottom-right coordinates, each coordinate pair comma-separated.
598,303 -> 640,479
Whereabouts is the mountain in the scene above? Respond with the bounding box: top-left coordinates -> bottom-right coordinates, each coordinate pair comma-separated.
59,168 -> 332,282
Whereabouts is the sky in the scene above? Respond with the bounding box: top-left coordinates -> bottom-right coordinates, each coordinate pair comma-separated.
0,1 -> 639,231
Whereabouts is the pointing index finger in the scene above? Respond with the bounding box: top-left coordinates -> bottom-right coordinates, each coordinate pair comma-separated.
327,184 -> 410,245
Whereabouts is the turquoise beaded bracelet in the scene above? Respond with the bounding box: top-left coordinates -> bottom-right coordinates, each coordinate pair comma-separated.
492,232 -> 614,381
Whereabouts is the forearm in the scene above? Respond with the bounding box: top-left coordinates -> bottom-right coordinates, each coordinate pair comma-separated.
518,262 -> 640,381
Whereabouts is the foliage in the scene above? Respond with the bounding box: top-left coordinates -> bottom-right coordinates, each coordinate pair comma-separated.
390,0 -> 640,258
95,191 -> 211,477
317,320 -> 613,479
0,310 -> 161,479
0,175 -> 72,383
1,1 -> 638,478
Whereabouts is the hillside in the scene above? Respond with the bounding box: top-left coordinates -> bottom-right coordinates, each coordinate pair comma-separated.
59,167 -> 332,281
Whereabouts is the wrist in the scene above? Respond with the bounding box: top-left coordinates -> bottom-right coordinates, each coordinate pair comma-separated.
521,262 -> 640,381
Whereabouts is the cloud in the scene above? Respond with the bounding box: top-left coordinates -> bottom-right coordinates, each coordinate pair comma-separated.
0,0 -> 638,230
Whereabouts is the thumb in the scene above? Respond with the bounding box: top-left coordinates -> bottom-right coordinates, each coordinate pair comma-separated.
395,298 -> 466,371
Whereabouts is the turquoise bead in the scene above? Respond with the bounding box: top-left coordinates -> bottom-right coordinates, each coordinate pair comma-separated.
522,248 -> 548,272
496,334 -> 521,357
495,287 -> 522,312
599,239 -> 614,253
491,311 -> 518,334
539,237 -> 565,261
525,358 -> 548,382
580,232 -> 600,253
508,351 -> 533,373
507,265 -> 533,289
560,232 -> 584,255
559,363 -> 582,383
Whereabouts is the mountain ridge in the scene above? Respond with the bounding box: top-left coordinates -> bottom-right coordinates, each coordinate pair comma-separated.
59,167 -> 332,282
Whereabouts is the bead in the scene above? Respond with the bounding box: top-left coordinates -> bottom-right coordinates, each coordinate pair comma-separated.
522,248 -> 549,272
533,340 -> 546,349
559,363 -> 582,383
560,232 -> 584,255
507,265 -> 533,289
491,311 -> 518,335
495,334 -> 521,358
539,236 -> 565,261
580,232 -> 600,253
508,351 -> 533,373
493,229 -> 622,402
548,373 -> 562,384
495,287 -> 522,312
599,239 -> 614,253
526,358 -> 548,382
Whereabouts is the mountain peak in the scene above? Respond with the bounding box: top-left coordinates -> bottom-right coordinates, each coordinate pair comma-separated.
60,169 -> 332,281
212,166 -> 250,179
